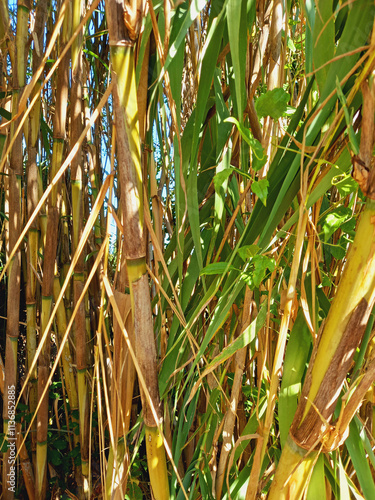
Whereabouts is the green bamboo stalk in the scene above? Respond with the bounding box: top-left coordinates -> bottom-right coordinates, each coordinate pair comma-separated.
60,185 -> 72,320
26,0 -> 49,469
269,75 -> 375,500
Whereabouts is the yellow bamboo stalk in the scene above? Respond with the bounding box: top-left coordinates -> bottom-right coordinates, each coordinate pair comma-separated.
269,75 -> 375,499
268,203 -> 375,499
106,1 -> 170,497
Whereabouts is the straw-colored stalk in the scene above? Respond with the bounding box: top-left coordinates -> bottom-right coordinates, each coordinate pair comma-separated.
106,1 -> 170,498
3,166 -> 22,500
51,8 -> 78,430
216,288 -> 253,499
246,208 -> 308,500
105,290 -> 135,498
53,275 -> 79,429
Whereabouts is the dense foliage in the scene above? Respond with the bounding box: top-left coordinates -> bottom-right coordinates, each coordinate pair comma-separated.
1,0 -> 375,499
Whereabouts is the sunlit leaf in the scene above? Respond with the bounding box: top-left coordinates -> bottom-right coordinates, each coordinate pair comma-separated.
255,88 -> 290,119
200,262 -> 236,276
252,179 -> 269,206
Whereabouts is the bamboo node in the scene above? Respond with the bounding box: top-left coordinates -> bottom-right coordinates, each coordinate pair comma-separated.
109,39 -> 135,48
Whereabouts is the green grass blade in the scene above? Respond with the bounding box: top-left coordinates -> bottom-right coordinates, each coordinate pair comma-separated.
279,310 -> 312,448
312,0 -> 334,96
346,419 -> 375,500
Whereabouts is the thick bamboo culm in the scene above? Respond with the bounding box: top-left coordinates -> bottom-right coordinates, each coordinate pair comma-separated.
105,1 -> 169,498
268,74 -> 375,500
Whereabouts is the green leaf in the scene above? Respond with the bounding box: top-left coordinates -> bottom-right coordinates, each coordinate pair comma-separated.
213,168 -> 233,192
346,419 -> 375,500
252,179 -> 269,206
200,262 -> 236,276
238,244 -> 260,261
53,439 -> 67,450
321,206 -> 352,241
306,455 -> 326,499
0,107 -> 11,121
332,174 -> 358,197
251,255 -> 275,287
17,403 -> 29,411
336,76 -> 359,155
312,0 -> 334,96
255,88 -> 290,119
0,435 -> 8,453
320,0 -> 375,105
225,117 -> 267,170
48,448 -> 62,466
279,311 -> 312,447
287,37 -> 296,53
338,454 -> 351,500
165,0 -> 209,69
126,481 -> 143,500
226,0 -> 248,119
240,255 -> 275,288
188,11 -> 226,275
200,262 -> 235,276
203,300 -> 267,374
330,241 -> 346,260
214,67 -> 232,155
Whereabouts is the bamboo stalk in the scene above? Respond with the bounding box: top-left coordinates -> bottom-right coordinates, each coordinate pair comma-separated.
105,290 -> 135,499
2,2 -> 29,497
269,73 -> 375,500
36,5 -> 70,492
268,202 -> 375,499
37,201 -> 60,498
106,1 -> 170,497
70,1 -> 90,488
26,0 -> 49,469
